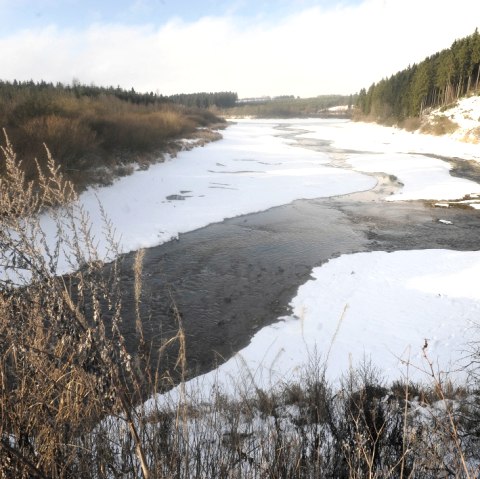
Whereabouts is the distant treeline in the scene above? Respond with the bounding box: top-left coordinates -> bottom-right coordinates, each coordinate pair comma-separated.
0,79 -> 225,189
223,94 -> 355,118
0,79 -> 238,108
169,91 -> 238,108
356,29 -> 480,121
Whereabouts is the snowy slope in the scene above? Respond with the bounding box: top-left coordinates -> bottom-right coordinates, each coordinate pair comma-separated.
425,95 -> 480,143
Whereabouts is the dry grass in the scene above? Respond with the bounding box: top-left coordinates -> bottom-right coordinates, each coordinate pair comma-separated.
399,116 -> 422,132
0,133 -> 155,477
420,115 -> 459,135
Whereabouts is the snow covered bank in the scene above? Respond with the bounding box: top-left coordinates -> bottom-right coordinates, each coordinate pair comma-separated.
347,153 -> 480,201
150,249 -> 480,408
293,117 -> 480,161
283,114 -> 480,201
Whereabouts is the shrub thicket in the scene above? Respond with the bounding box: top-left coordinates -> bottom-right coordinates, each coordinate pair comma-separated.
0,81 -> 225,190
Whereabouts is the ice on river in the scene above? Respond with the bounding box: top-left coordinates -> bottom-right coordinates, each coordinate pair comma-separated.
347,152 -> 480,201
57,120 -> 375,263
292,117 -> 480,161
41,118 -> 480,268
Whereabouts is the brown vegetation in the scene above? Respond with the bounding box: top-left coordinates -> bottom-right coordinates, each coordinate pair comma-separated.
0,85 -> 224,191
420,115 -> 459,136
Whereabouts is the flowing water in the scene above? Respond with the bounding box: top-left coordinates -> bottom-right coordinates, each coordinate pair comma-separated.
115,128 -> 480,384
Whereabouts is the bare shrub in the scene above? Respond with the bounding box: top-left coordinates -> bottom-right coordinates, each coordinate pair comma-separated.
88,107 -> 195,154
0,133 -> 152,478
21,115 -> 99,166
1,87 -> 224,191
420,115 -> 459,135
400,116 -> 422,132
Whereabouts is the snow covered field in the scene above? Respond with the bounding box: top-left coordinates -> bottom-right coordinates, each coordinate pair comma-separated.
42,108 -> 480,396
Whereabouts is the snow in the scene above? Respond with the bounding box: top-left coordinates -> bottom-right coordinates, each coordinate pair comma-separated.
40,120 -> 375,271
328,105 -> 350,111
38,113 -> 480,270
293,117 -> 480,161
347,152 -> 480,201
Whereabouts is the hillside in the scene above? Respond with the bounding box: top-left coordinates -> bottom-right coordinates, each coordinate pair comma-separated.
421,94 -> 480,142
356,29 -> 480,123
220,94 -> 354,118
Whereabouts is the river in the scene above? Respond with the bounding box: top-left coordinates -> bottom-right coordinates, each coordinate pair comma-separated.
112,124 -> 480,387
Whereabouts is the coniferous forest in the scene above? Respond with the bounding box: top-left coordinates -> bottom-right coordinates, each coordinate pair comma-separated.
356,29 -> 480,121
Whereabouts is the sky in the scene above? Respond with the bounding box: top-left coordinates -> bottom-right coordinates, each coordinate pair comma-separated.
1,0 -> 479,98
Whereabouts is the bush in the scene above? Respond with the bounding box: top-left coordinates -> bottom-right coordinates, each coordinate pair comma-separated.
420,115 -> 459,135
400,116 -> 422,132
0,86 -> 224,191
21,114 -> 99,168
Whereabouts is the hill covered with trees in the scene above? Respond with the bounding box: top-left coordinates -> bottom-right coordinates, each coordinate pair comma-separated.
0,80 -> 229,190
356,29 -> 480,123
169,91 -> 238,109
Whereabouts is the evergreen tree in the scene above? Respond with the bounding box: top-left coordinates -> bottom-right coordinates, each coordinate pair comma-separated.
356,29 -> 480,121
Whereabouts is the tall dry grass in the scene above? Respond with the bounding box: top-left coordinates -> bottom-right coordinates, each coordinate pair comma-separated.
0,132 -> 156,478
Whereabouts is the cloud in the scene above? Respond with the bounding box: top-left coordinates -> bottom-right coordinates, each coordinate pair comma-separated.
0,0 -> 479,97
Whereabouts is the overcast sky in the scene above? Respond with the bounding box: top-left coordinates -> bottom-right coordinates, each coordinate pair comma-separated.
1,0 -> 479,98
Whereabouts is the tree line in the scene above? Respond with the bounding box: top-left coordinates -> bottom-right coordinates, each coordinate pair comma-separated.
168,91 -> 238,108
356,29 -> 480,121
224,94 -> 355,118
0,79 -> 238,108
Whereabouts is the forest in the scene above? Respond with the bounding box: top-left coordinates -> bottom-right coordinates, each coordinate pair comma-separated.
356,29 -> 480,122
0,80 -> 237,109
